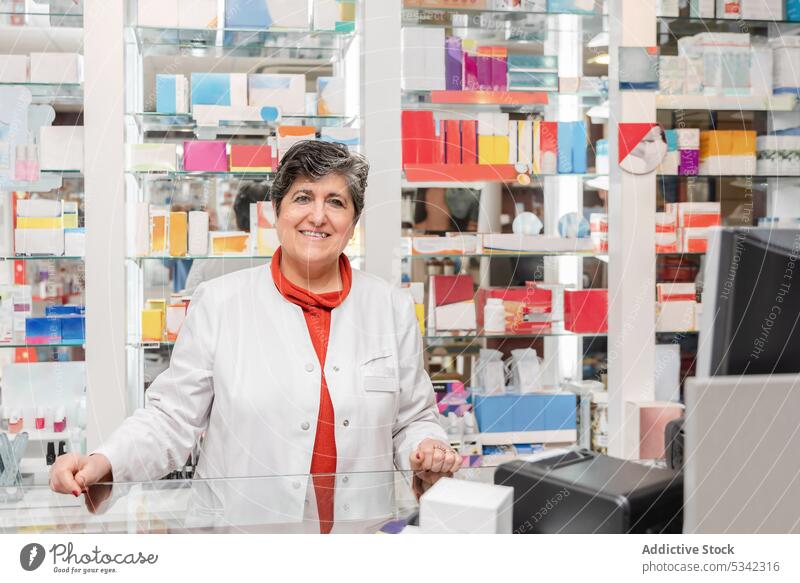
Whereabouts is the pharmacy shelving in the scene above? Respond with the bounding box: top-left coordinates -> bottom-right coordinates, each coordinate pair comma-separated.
121,0 -> 363,418
656,93 -> 798,111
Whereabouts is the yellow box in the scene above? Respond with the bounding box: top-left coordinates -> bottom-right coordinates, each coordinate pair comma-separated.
62,213 -> 78,229
415,303 -> 425,336
150,212 -> 167,254
169,211 -> 187,257
141,309 -> 164,342
210,232 -> 249,255
256,227 -> 280,255
494,136 -> 509,165
16,217 -> 63,229
478,135 -> 495,165
339,0 -> 355,21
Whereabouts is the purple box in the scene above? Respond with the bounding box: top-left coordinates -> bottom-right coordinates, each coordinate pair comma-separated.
476,54 -> 492,90
491,51 -> 507,92
445,36 -> 463,91
183,141 -> 228,172
464,53 -> 479,90
679,149 -> 699,176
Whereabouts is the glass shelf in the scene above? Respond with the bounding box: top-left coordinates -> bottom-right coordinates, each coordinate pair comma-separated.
127,254 -> 363,262
658,14 -> 800,30
0,340 -> 84,348
402,90 -> 606,111
0,256 -> 84,261
658,174 -> 781,180
402,5 -> 606,28
127,25 -> 355,60
424,325 -> 606,341
0,82 -> 82,105
657,93 -> 797,111
127,112 -> 358,134
403,251 -> 607,259
126,170 -> 276,180
0,11 -> 83,28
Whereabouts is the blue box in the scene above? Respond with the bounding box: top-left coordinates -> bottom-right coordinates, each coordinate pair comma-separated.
572,121 -> 587,174
507,55 -> 558,72
547,0 -> 598,14
512,394 -> 547,432
60,316 -> 86,343
191,73 -> 234,107
665,129 -> 678,152
225,0 -> 272,28
543,393 -> 577,430
45,305 -> 84,316
557,121 -> 573,174
790,0 -> 800,21
474,395 -> 516,433
25,317 -> 61,343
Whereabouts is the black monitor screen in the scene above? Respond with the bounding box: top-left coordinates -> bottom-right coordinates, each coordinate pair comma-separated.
710,229 -> 800,375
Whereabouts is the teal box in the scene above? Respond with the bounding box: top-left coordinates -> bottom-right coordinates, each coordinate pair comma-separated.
508,71 -> 559,91
665,129 -> 678,152
156,75 -> 177,114
572,121 -> 587,174
507,55 -> 558,72
225,0 -> 272,28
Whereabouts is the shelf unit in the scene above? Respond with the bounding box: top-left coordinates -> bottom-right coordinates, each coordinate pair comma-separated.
0,9 -> 88,469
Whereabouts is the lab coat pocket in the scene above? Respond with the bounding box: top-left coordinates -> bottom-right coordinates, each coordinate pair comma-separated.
361,349 -> 399,394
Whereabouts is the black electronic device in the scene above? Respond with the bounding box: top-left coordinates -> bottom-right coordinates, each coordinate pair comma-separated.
664,418 -> 684,471
494,449 -> 683,533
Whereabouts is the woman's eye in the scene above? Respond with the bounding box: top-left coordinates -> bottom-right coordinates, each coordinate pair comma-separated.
328,198 -> 345,207
294,195 -> 310,203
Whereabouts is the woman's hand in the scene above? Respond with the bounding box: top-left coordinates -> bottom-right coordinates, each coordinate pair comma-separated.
409,438 -> 462,499
49,453 -> 112,497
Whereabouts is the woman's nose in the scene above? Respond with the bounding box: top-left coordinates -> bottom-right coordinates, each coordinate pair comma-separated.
308,200 -> 327,224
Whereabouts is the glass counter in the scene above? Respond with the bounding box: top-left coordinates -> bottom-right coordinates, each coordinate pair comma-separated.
0,467 -> 495,534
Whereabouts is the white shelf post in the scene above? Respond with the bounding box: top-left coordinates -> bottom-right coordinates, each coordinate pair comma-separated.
84,0 -> 127,451
607,0 -> 657,459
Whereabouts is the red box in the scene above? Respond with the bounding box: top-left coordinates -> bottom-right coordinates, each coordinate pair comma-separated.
445,119 -> 462,164
564,289 -> 608,333
230,144 -> 272,170
461,119 -> 478,164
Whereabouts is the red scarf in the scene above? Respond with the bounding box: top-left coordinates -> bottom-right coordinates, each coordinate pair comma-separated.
270,247 -> 352,534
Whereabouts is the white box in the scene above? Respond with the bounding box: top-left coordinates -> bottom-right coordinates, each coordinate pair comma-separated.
313,0 -> 339,30
0,55 -> 28,83
741,0 -> 783,20
424,27 -> 446,91
248,74 -> 306,114
64,229 -> 85,257
178,0 -> 217,28
316,76 -> 346,116
188,211 -> 209,256
135,202 -> 150,257
401,27 -> 427,91
657,0 -> 679,16
266,0 -> 310,28
656,300 -> 696,332
29,53 -> 82,84
657,282 -> 696,302
420,477 -> 513,534
15,228 -> 64,256
655,344 -> 681,403
676,128 -> 700,149
715,0 -> 741,19
750,44 -> 773,97
433,302 -> 476,332
39,125 -> 84,171
411,235 -> 479,255
125,144 -> 178,172
16,199 -> 61,218
690,0 -> 715,17
166,304 -> 186,339
138,0 -> 179,27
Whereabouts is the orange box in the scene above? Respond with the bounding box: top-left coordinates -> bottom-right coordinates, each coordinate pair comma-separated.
169,211 -> 187,257
230,144 -> 272,172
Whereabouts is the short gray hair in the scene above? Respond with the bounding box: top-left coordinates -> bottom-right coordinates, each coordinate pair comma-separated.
270,140 -> 369,220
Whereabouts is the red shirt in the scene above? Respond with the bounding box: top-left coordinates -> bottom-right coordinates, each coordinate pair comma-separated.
270,247 -> 352,534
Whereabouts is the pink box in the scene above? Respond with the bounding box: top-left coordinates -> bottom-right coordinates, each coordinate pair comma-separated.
183,141 -> 228,172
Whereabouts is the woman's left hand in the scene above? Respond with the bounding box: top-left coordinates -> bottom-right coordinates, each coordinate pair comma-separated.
410,438 -> 462,498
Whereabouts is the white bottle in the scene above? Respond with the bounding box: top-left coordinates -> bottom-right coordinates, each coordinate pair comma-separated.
484,297 -> 506,334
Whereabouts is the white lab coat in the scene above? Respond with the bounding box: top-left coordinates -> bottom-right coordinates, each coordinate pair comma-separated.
95,263 -> 446,526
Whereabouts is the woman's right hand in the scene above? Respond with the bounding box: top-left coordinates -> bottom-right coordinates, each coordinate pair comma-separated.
49,453 -> 112,496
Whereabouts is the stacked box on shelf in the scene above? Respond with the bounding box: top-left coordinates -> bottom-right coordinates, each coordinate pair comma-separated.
427,274 -> 476,333
39,126 -> 84,172
699,130 -> 757,175
247,73 -> 305,114
473,393 -> 577,437
224,0 -> 309,28
665,202 -> 721,253
507,54 -> 558,92
401,27 -> 445,91
475,285 -> 554,333
313,0 -> 356,32
126,144 -> 178,172
656,282 -> 698,332
156,75 -> 189,115
563,289 -> 607,333
249,201 -> 279,255
0,55 -> 28,83
655,211 -> 678,254
757,135 -> 800,175
589,213 -> 607,252
15,199 -> 64,256
25,305 -> 85,345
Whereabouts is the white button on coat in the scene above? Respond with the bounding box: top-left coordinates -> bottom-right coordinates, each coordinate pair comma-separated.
305,363 -> 314,372
93,264 -> 447,523
301,421 -> 310,431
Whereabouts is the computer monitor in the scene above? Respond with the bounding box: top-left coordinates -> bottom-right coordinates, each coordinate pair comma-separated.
683,374 -> 800,533
697,227 -> 800,377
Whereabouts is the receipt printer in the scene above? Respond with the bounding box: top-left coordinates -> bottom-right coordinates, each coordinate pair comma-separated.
494,449 -> 683,533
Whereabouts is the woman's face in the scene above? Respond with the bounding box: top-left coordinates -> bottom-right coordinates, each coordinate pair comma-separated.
274,173 -> 356,269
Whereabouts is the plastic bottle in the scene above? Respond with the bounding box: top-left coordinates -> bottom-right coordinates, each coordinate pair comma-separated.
484,297 -> 506,333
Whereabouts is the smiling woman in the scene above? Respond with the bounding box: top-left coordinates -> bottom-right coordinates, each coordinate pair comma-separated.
49,140 -> 459,534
